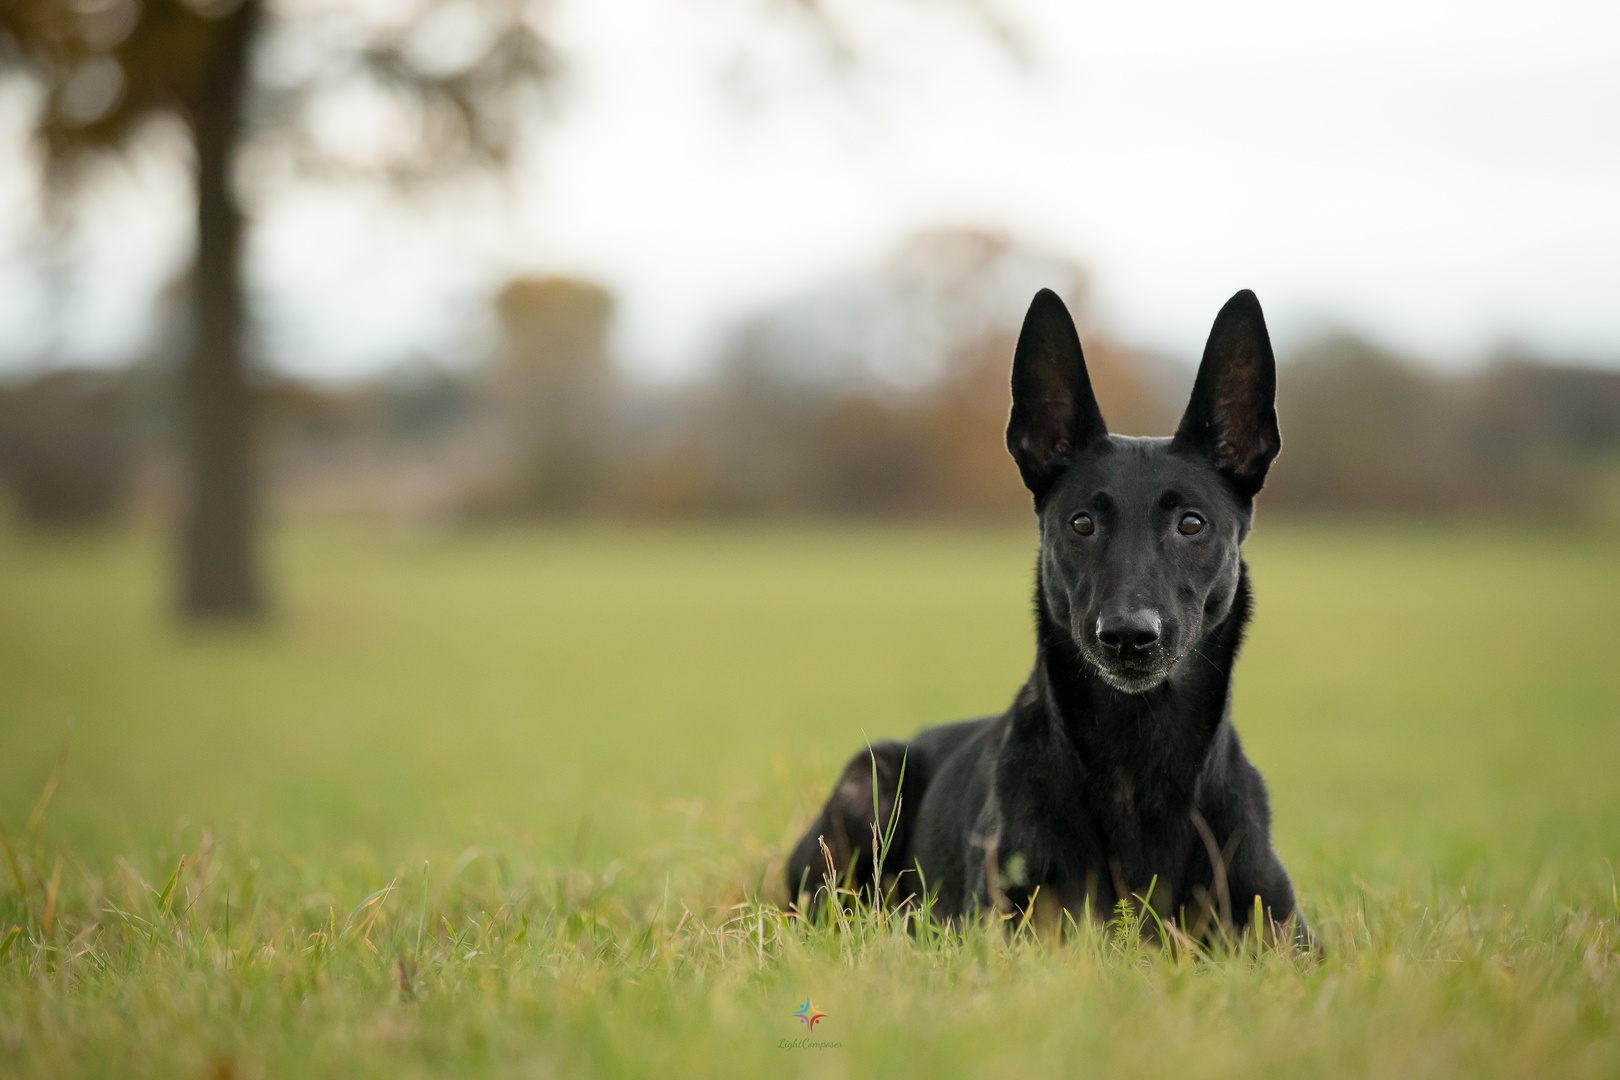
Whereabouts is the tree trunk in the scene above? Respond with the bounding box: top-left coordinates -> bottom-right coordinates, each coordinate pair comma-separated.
180,0 -> 263,620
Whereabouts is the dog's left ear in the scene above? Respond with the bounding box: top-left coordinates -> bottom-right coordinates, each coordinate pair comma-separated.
1171,289 -> 1281,501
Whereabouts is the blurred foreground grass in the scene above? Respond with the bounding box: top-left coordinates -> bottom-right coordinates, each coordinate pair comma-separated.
1,519 -> 1617,1077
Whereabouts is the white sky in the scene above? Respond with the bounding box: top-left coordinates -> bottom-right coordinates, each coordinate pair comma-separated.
2,0 -> 1618,379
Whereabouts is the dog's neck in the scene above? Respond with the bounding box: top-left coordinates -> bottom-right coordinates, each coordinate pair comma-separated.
1025,563 -> 1253,819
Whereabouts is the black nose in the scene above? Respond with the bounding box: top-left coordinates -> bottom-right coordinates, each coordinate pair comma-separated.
1095,610 -> 1162,654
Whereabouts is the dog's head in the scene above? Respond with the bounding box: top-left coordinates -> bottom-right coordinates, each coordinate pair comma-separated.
1007,289 -> 1281,693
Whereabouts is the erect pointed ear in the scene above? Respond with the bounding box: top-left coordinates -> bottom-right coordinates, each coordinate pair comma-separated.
1005,289 -> 1108,502
1170,289 -> 1281,501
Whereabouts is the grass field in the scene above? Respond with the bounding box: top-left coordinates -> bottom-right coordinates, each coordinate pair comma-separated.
1,518 -> 1618,1077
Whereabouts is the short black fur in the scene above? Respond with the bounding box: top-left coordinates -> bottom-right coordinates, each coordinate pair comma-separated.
786,288 -> 1306,941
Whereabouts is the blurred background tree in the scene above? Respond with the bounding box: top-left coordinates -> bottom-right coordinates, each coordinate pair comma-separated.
609,229 -> 1178,517
0,369 -> 134,524
0,0 -> 553,618
484,277 -> 615,515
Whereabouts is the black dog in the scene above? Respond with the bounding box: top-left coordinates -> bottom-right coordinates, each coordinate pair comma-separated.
786,288 -> 1304,941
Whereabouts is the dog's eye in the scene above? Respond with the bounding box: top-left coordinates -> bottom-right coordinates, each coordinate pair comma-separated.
1178,513 -> 1205,536
1071,513 -> 1095,536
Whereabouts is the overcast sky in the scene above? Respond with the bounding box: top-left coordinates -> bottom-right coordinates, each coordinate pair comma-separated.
2,0 -> 1617,380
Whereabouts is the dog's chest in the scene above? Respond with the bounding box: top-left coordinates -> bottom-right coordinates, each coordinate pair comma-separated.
991,719 -> 1203,900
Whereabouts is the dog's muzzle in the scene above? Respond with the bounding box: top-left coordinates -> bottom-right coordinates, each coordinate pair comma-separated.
1084,609 -> 1173,692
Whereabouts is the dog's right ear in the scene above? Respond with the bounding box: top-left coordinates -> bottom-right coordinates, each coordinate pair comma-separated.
1006,289 -> 1108,502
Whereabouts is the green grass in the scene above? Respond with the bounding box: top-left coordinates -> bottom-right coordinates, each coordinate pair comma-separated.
1,518 -> 1617,1077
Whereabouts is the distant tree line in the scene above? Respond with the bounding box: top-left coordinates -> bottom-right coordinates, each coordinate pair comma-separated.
3,230 -> 1618,527
1266,336 -> 1620,517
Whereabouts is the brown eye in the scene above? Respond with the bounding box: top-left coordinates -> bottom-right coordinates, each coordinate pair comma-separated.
1071,513 -> 1095,536
1178,513 -> 1205,536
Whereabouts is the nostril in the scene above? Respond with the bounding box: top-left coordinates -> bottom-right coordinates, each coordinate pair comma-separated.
1096,611 -> 1162,654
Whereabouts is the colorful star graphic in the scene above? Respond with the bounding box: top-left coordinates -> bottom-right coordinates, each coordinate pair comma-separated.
792,997 -> 827,1032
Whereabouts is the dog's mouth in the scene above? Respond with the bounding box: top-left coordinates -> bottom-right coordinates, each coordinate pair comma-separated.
1076,641 -> 1176,694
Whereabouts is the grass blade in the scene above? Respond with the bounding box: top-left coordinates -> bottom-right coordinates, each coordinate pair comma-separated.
0,822 -> 30,920
155,856 -> 185,914
24,732 -> 72,841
